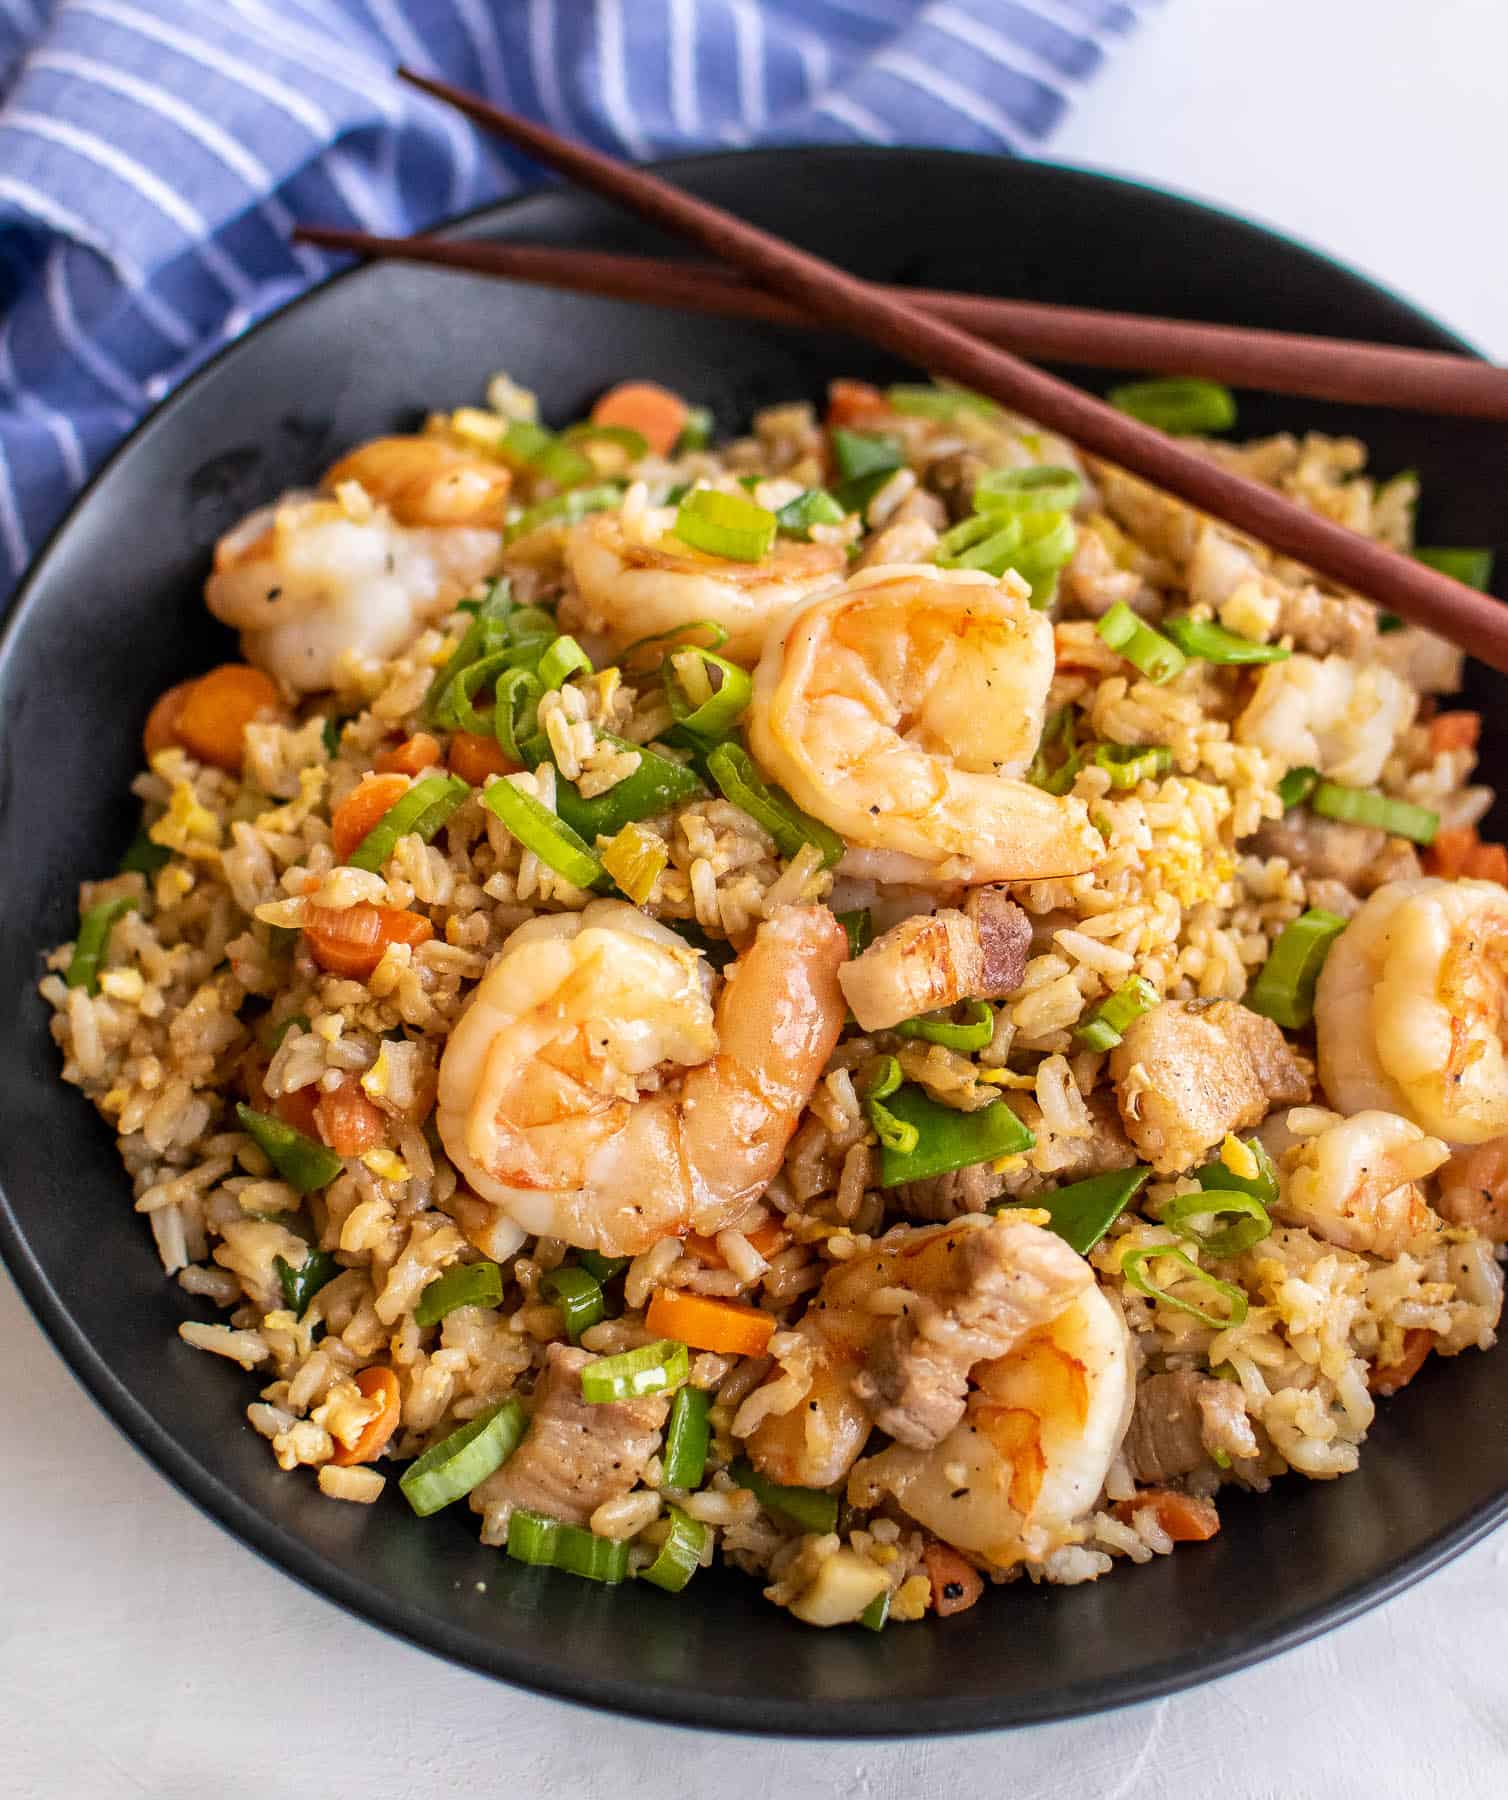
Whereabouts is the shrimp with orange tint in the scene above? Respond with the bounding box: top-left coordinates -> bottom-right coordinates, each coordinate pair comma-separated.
1273,1108 -> 1447,1259
1438,1136 -> 1508,1243
206,436 -> 508,693
747,564 -> 1102,884
436,900 -> 847,1258
561,496 -> 846,665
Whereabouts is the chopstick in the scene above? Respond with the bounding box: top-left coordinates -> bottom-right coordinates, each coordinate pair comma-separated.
294,224 -> 1508,424
392,67 -> 1508,674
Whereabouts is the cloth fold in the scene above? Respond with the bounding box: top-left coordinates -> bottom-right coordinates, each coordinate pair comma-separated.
0,0 -> 1148,593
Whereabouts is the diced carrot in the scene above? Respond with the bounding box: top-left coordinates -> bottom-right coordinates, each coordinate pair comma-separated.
142,679 -> 196,759
274,1083 -> 322,1139
643,1288 -> 775,1357
448,730 -> 518,785
331,1365 -> 402,1466
314,1075 -> 386,1157
825,378 -> 890,430
590,381 -> 689,457
1428,711 -> 1481,756
304,903 -> 434,978
172,664 -> 282,771
376,732 -> 442,776
1465,841 -> 1508,885
683,1218 -> 791,1268
1112,1489 -> 1221,1543
330,773 -> 410,862
1424,824 -> 1479,878
922,1541 -> 984,1618
1370,1328 -> 1435,1397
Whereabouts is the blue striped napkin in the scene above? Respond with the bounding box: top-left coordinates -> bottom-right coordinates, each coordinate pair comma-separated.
0,0 -> 1148,596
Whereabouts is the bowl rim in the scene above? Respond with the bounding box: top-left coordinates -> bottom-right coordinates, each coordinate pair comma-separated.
1,144 -> 1501,1738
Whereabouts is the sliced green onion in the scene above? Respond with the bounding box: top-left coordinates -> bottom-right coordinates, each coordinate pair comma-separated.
500,419 -> 593,489
234,1102 -> 344,1195
837,908 -> 873,957
504,482 -> 624,545
860,1054 -> 904,1103
1310,781 -> 1438,845
600,822 -> 669,905
1096,602 -> 1188,684
1074,975 -> 1159,1052
860,1588 -> 891,1632
347,773 -> 469,871
1377,612 -> 1404,634
422,581 -> 529,728
560,421 -> 648,460
893,998 -> 996,1053
1108,377 -> 1236,436
673,406 -> 714,455
322,713 -> 351,757
273,1247 -> 340,1318
642,1506 -> 708,1593
621,619 -> 729,674
258,1011 -> 310,1053
1010,510 -> 1078,607
1416,546 -> 1494,591
661,1385 -> 713,1489
1245,907 -> 1348,1030
539,1265 -> 606,1344
1162,614 -> 1291,665
1277,766 -> 1319,810
400,1399 -> 527,1517
552,738 -> 704,844
1162,1188 -> 1273,1259
1027,706 -> 1083,796
120,823 -> 170,875
1091,743 -> 1173,789
877,1086 -> 1035,1188
974,464 -> 1083,516
492,667 -> 544,765
834,466 -> 902,517
865,1097 -> 920,1156
1036,1168 -> 1150,1256
666,647 -> 752,742
1119,1245 -> 1249,1328
831,429 -> 903,484
414,1260 -> 504,1327
66,895 -> 138,994
536,634 -> 594,691
1195,1135 -> 1279,1206
434,644 -> 549,736
731,1459 -> 839,1535
775,488 -> 846,538
936,514 -> 1024,578
481,779 -> 606,891
673,488 -> 776,562
580,1339 -> 690,1405
706,741 -> 844,868
506,1508 -> 631,1583
885,382 -> 996,420
578,1250 -> 630,1284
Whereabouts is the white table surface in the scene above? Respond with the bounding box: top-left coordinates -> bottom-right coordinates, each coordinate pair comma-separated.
5,2 -> 1506,1793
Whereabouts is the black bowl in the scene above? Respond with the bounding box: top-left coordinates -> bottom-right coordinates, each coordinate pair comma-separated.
2,149 -> 1506,1737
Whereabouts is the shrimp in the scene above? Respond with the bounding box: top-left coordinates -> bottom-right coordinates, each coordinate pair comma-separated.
1438,1137 -> 1508,1243
206,436 -> 507,693
1235,653 -> 1416,786
1314,877 -> 1508,1144
561,504 -> 846,664
746,564 -> 1102,883
1275,1108 -> 1447,1258
743,1216 -> 1092,1490
435,900 -> 847,1257
847,1282 -> 1133,1570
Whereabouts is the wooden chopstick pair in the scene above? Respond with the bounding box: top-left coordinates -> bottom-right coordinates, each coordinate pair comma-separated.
300,69 -> 1508,673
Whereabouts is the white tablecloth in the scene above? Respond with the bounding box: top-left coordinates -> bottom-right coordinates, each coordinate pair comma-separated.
5,2 -> 1505,1791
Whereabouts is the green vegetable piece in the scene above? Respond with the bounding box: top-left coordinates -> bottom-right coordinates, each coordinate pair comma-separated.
865,1097 -> 920,1155
1090,743 -> 1173,789
537,634 -> 594,691
831,429 -> 903,484
322,713 -> 354,757
258,1011 -> 310,1053
480,778 -> 607,892
500,419 -> 593,489
1119,1245 -> 1249,1328
579,1339 -> 690,1405
413,1260 -> 504,1327
538,1265 -> 606,1344
665,646 -> 753,744
974,464 -> 1082,516
1276,766 -> 1319,810
504,482 -> 624,546
893,998 -> 996,1053
120,824 -> 170,875
1074,974 -> 1159,1053
661,1386 -> 713,1490
421,581 -> 515,725
1096,602 -> 1188,685
860,1588 -> 891,1632
673,488 -> 777,562
492,666 -> 544,766
1416,546 -> 1494,591
347,773 -> 470,872
673,406 -> 714,454
551,736 -> 705,844
400,1398 -> 527,1517
560,421 -> 648,459
1008,510 -> 1078,607
642,1506 -> 709,1594
1034,1167 -> 1150,1256
860,1054 -> 903,1103
1194,1135 -> 1280,1206
885,383 -> 996,421
836,908 -> 873,957
1310,780 -> 1438,845
578,1250 -> 631,1284
235,1103 -> 345,1195
506,1509 -> 632,1583
731,1459 -> 840,1535
833,466 -> 902,517
706,741 -> 844,868
65,895 -> 139,994
273,1248 -> 340,1318
1246,907 -> 1348,1030
1108,377 -> 1237,436
1162,1187 -> 1273,1259
775,488 -> 846,538
877,1086 -> 1035,1188
1161,614 -> 1291,665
